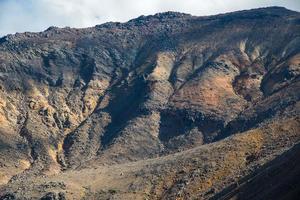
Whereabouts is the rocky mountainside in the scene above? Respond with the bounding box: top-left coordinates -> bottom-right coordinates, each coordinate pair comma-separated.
0,6 -> 299,199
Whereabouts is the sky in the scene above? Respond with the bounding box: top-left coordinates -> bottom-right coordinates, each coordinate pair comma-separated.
0,0 -> 299,37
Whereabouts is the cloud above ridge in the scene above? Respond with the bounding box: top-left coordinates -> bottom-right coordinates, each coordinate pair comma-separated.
0,0 -> 299,36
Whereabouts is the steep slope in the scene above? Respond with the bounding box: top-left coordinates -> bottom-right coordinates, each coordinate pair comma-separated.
1,117 -> 299,199
212,142 -> 300,200
0,6 -> 299,199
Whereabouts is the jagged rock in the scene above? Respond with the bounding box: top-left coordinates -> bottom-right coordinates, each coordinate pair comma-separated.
40,192 -> 65,200
0,193 -> 16,200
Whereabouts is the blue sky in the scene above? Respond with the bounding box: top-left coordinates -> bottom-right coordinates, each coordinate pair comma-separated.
0,0 -> 299,36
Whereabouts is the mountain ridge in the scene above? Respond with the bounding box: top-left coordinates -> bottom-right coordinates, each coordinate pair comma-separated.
0,6 -> 297,40
0,6 -> 299,199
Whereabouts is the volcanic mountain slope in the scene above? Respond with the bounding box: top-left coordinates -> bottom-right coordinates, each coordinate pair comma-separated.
0,6 -> 299,200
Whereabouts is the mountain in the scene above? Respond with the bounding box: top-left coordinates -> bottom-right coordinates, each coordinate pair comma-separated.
0,6 -> 299,199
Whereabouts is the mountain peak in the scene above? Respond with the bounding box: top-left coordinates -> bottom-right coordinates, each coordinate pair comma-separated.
133,11 -> 191,21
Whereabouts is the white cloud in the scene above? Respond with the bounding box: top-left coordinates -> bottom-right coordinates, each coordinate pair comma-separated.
0,0 -> 299,36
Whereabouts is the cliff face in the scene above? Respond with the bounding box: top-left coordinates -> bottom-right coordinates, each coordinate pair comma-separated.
0,7 -> 299,199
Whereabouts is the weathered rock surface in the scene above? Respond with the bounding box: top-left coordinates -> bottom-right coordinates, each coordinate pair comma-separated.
0,6 -> 299,199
